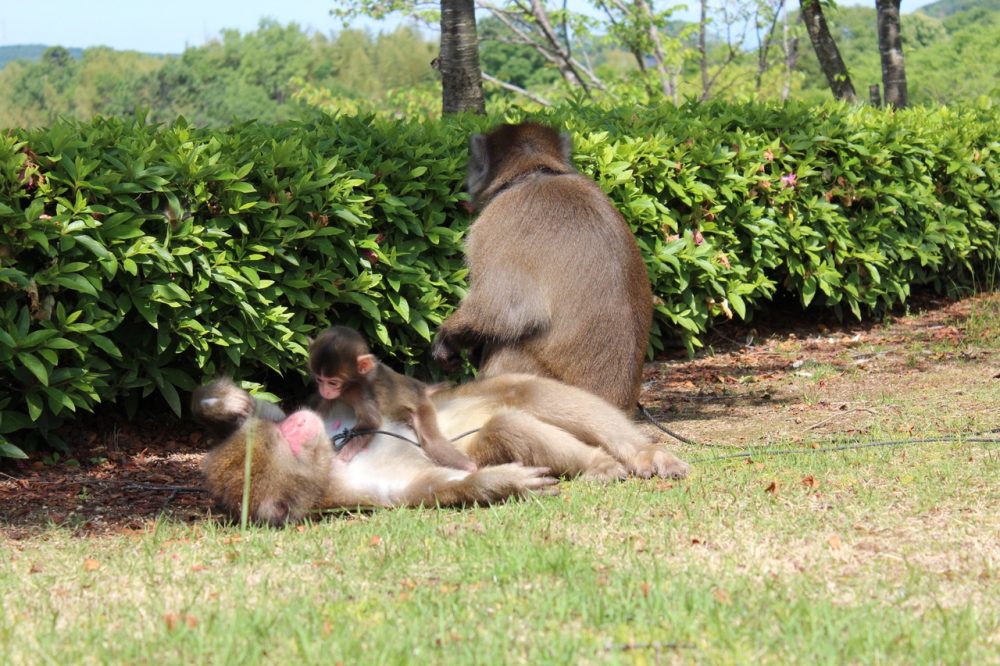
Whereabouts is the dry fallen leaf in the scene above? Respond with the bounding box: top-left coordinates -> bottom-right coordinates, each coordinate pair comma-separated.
801,475 -> 817,488
369,535 -> 383,547
714,589 -> 732,605
765,480 -> 779,494
828,534 -> 843,550
29,563 -> 43,574
640,582 -> 651,597
164,614 -> 198,631
83,558 -> 100,572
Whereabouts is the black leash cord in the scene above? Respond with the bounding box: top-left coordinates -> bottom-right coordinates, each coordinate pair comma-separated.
639,402 -> 1000,462
639,403 -> 724,447
330,427 -> 481,450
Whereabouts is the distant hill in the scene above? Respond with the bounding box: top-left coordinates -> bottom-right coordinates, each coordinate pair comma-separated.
0,44 -> 85,69
918,0 -> 999,18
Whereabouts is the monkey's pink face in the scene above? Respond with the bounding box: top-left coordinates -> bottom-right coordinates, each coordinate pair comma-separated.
277,410 -> 325,457
314,375 -> 344,400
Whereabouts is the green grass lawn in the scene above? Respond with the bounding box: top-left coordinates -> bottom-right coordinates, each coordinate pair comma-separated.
3,438 -> 998,664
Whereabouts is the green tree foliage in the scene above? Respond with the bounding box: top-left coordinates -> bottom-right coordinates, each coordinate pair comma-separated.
478,18 -> 560,91
793,2 -> 999,104
0,3 -> 996,125
0,45 -> 83,69
0,22 -> 438,128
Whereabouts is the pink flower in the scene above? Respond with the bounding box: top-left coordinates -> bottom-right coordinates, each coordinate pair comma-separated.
764,149 -> 774,161
693,230 -> 704,245
781,173 -> 797,188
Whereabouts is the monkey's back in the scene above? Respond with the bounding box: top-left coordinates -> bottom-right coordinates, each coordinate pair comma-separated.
467,173 -> 652,410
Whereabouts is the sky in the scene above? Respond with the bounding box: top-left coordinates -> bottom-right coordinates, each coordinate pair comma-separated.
2,0 -> 940,55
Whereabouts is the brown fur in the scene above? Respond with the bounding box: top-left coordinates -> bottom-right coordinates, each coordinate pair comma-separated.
193,374 -> 689,524
432,122 -> 653,410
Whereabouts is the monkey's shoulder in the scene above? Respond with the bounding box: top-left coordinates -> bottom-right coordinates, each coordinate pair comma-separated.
371,364 -> 424,416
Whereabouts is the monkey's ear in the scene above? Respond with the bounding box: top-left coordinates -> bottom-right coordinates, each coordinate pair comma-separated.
559,132 -> 573,164
357,354 -> 377,376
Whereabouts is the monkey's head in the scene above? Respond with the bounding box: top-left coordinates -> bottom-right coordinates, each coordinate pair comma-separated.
466,122 -> 573,210
202,410 -> 332,525
309,326 -> 376,400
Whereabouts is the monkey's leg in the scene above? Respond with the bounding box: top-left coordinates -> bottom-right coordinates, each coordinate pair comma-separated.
192,378 -> 287,439
432,269 -> 550,370
550,416 -> 690,480
399,463 -> 558,507
511,385 -> 690,480
469,409 -> 627,481
478,346 -> 549,378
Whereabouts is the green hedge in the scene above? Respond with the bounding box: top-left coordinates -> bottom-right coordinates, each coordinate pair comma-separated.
1,101 -> 998,455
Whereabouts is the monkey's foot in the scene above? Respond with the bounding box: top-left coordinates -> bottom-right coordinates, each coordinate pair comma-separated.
629,448 -> 690,479
194,379 -> 254,424
579,456 -> 628,482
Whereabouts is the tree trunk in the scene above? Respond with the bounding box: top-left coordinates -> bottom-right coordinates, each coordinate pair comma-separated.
876,0 -> 908,108
799,0 -> 857,102
699,0 -> 709,99
440,0 -> 485,114
869,83 -> 882,107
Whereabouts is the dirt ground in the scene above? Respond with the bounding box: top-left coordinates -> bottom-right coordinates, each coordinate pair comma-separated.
2,291 -> 998,537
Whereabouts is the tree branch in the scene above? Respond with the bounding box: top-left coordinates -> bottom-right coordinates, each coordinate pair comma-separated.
481,71 -> 552,105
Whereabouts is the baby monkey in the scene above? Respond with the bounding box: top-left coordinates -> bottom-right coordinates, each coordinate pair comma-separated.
308,326 -> 478,471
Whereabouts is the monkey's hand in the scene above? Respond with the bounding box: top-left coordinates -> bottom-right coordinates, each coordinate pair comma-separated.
337,432 -> 375,462
431,332 -> 462,372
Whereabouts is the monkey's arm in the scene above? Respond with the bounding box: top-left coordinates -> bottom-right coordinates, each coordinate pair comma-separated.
336,393 -> 381,462
399,464 -> 557,507
433,268 -> 550,370
412,401 -> 478,472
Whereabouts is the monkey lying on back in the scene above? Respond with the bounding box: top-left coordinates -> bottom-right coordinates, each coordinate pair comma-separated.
192,374 -> 690,525
308,326 -> 477,471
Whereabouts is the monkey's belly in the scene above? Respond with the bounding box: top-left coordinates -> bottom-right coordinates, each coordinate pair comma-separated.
342,423 -> 467,505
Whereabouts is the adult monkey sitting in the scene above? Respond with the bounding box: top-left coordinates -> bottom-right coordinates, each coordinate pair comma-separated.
432,122 -> 653,411
193,374 -> 689,525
